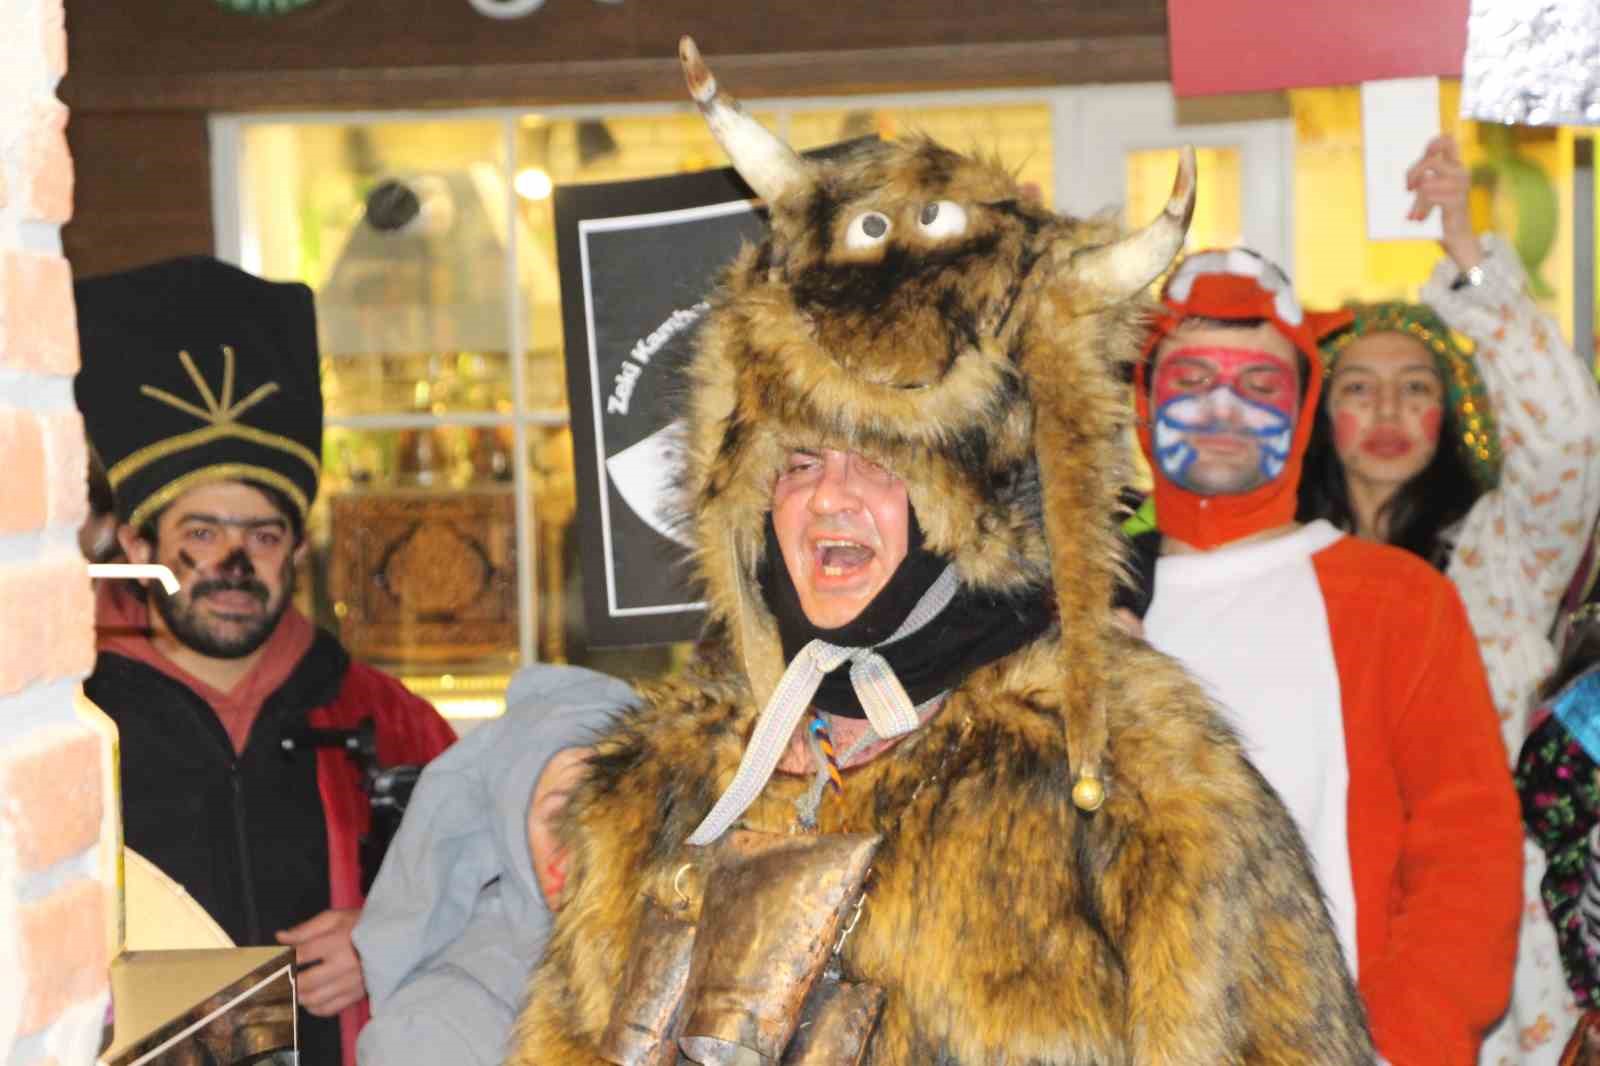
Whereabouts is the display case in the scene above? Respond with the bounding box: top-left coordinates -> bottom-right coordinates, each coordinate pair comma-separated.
329,487 -> 518,664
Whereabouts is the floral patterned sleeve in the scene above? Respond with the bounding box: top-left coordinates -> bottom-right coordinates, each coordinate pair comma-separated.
1517,706 -> 1600,1008
1428,235 -> 1600,748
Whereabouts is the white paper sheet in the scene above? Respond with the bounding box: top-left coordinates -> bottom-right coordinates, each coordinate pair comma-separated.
1360,78 -> 1445,242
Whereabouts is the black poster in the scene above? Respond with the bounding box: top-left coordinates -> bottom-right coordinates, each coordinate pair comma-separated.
555,166 -> 767,647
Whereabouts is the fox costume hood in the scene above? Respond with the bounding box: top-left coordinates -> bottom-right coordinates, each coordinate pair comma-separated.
507,39 -> 1373,1066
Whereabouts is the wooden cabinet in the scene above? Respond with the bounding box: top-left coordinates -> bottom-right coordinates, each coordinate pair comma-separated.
328,488 -> 519,665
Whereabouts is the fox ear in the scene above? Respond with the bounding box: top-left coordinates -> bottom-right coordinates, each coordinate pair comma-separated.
1306,308 -> 1356,342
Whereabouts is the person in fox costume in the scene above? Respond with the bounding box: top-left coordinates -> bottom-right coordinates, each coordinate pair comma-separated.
506,39 -> 1373,1066
1124,248 -> 1521,1066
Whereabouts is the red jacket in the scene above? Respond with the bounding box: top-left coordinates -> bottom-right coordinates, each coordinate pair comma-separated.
1135,528 -> 1522,1064
308,660 -> 456,1065
1315,537 -> 1523,1066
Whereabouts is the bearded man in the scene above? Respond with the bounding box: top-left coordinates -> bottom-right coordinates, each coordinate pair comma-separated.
75,256 -> 456,1066
505,39 -> 1374,1066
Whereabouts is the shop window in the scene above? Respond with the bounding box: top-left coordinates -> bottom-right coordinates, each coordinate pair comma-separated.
225,97 -> 1056,719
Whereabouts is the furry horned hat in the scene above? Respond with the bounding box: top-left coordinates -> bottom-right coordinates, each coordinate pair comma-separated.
677,38 -> 1195,811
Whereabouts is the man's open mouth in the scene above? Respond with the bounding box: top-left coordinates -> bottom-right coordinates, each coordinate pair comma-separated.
814,539 -> 876,577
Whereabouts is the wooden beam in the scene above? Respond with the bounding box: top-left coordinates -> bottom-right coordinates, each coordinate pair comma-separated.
61,37 -> 1170,114
64,112 -> 214,278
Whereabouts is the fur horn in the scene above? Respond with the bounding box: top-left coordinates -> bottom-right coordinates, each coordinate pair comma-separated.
1066,145 -> 1197,308
680,36 -> 810,204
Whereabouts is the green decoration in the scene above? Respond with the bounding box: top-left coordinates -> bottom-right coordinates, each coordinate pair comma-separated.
1121,496 -> 1157,538
1472,125 -> 1559,299
214,0 -> 318,14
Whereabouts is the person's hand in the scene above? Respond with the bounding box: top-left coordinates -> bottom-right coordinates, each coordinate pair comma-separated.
1405,134 -> 1482,271
527,746 -> 594,910
276,907 -> 366,1016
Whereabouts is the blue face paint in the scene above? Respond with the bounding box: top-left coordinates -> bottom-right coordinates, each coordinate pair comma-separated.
1150,346 -> 1297,494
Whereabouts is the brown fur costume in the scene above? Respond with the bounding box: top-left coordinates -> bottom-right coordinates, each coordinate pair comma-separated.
507,40 -> 1373,1066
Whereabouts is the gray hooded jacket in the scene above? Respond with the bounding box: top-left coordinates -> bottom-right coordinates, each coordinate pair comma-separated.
353,664 -> 636,1066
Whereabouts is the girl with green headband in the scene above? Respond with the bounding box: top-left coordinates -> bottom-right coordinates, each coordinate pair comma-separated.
1298,135 -> 1600,1066
1300,299 -> 1496,565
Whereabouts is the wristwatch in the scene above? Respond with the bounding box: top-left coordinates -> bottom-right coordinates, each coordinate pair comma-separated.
1450,263 -> 1486,291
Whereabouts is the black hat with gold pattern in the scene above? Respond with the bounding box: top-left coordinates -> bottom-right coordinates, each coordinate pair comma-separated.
73,256 -> 322,531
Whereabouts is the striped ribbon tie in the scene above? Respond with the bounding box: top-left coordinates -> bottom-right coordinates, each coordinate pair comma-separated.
809,716 -> 846,794
685,565 -> 960,846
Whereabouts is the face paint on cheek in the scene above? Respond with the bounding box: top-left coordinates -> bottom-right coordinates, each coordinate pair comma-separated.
174,549 -> 199,574
1151,357 -> 1219,483
1333,410 -> 1363,453
1419,406 -> 1442,444
1151,347 -> 1298,488
1151,395 -> 1201,482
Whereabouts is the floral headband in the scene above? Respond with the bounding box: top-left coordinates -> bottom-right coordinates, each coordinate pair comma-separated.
1320,300 -> 1501,491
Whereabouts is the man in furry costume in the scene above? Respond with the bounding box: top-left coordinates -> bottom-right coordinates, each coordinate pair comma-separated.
507,39 -> 1374,1065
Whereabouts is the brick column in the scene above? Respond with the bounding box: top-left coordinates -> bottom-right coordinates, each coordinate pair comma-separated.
0,1 -> 117,1064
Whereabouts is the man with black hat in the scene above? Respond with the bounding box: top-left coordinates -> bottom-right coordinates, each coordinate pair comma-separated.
74,255 -> 456,1066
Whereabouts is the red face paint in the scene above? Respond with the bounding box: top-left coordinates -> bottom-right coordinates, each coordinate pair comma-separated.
1153,346 -> 1298,422
1332,410 -> 1362,452
540,847 -> 570,908
1419,406 -> 1442,444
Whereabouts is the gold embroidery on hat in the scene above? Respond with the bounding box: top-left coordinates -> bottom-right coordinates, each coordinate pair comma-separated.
110,345 -> 319,498
142,346 -> 283,426
125,463 -> 311,533
109,423 -> 320,492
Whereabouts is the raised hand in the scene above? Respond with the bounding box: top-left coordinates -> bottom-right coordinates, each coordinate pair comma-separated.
1405,134 -> 1482,271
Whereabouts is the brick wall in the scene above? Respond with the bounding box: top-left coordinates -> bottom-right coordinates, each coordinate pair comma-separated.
0,1 -> 115,1064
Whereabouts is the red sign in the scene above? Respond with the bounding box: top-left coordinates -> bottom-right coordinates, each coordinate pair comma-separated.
1168,0 -> 1471,97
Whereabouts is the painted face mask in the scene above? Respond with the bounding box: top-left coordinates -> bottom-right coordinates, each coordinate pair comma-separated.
1135,247 -> 1351,550
1151,345 -> 1298,494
